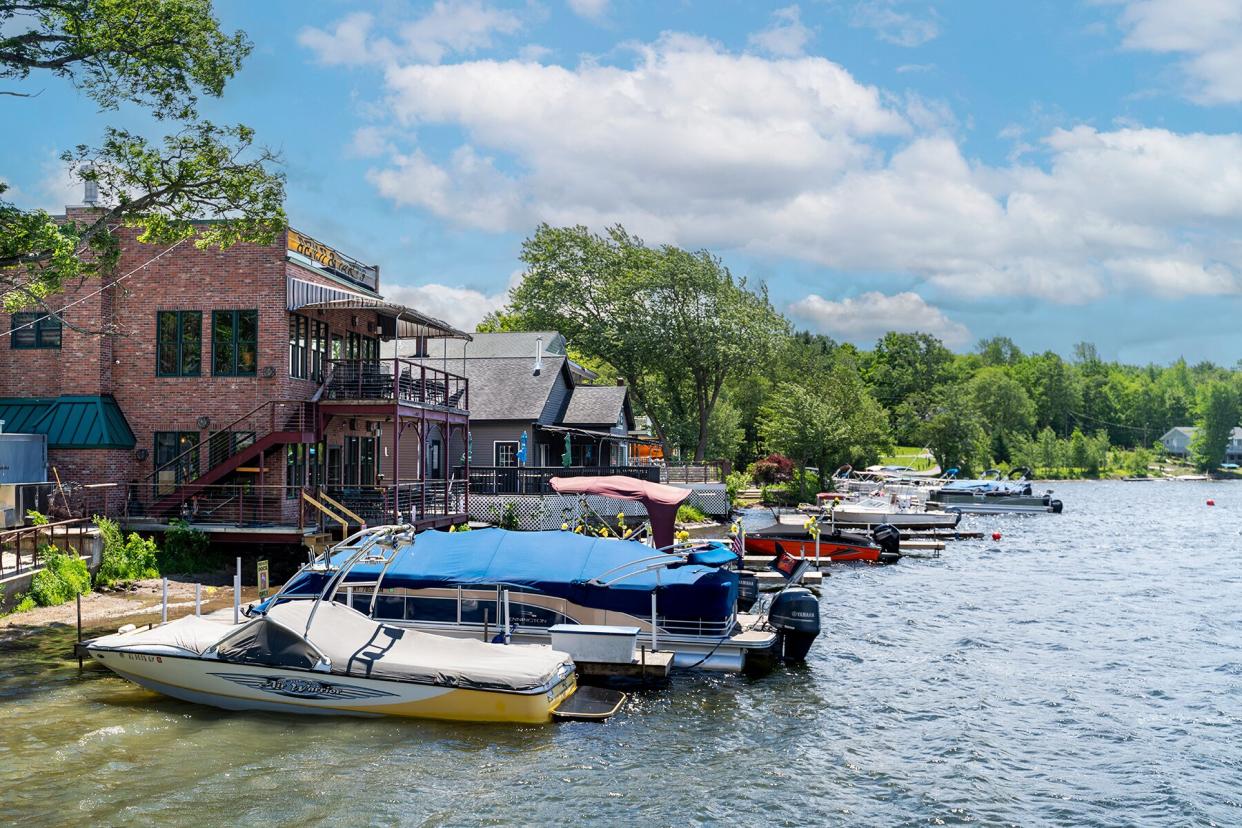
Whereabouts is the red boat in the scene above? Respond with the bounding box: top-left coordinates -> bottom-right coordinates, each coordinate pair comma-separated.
744,524 -> 901,564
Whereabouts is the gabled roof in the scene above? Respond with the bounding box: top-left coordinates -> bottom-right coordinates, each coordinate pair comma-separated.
427,356 -> 569,421
0,395 -> 136,449
561,385 -> 630,427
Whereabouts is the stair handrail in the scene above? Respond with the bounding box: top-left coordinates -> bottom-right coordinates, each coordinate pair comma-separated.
302,489 -> 349,533
316,489 -> 367,529
142,399 -> 312,485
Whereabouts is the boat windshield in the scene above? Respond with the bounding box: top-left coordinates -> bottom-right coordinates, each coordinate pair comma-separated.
214,619 -> 323,670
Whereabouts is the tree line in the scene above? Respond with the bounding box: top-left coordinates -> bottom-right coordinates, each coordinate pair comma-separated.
486,224 -> 1242,480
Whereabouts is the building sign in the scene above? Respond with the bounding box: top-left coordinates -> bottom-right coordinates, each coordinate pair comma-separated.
257,559 -> 270,598
287,229 -> 379,292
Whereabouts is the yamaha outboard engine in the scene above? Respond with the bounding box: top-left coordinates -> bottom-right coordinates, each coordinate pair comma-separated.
1050,499 -> 1063,514
736,570 -> 759,613
871,523 -> 902,564
768,587 -> 821,663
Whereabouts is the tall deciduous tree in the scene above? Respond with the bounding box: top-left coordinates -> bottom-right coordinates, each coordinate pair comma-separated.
512,224 -> 788,461
1190,381 -> 1239,471
0,0 -> 285,314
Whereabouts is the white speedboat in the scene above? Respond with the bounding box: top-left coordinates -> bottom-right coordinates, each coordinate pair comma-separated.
84,527 -> 592,723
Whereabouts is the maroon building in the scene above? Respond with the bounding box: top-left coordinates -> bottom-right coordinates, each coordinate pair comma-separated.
0,201 -> 471,544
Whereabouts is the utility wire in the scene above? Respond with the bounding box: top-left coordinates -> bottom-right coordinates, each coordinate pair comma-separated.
7,236 -> 190,334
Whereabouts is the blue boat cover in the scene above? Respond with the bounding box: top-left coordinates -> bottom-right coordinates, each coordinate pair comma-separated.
282,528 -> 739,622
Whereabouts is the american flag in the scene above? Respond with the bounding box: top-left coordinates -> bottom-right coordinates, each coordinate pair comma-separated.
731,528 -> 744,559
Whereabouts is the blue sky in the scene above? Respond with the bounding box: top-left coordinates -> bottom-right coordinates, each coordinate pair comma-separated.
5,0 -> 1242,364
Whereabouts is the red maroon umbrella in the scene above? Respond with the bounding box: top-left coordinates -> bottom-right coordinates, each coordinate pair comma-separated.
549,475 -> 690,551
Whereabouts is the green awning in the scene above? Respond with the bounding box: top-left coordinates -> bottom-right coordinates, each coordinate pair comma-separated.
0,395 -> 136,449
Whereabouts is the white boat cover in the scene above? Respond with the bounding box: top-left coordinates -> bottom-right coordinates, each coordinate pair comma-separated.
246,601 -> 572,691
90,613 -> 238,656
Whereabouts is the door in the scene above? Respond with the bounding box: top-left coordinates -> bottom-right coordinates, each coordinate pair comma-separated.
327,446 -> 342,486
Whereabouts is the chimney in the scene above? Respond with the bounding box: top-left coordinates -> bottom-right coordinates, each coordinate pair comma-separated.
533,336 -> 543,376
82,168 -> 99,205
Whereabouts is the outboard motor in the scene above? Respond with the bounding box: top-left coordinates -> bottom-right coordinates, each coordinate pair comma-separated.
736,570 -> 760,613
1050,499 -> 1063,514
871,523 -> 902,564
768,587 -> 821,663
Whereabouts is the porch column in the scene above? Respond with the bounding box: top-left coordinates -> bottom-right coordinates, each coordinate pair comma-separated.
392,403 -> 400,524
420,417 -> 427,522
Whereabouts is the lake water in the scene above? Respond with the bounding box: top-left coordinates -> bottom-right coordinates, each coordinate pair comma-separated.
1,481 -> 1238,826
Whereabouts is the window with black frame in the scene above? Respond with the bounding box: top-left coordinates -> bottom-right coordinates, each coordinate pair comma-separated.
154,431 -> 200,494
289,314 -> 309,378
155,311 -> 201,375
10,311 -> 63,350
212,310 -> 257,376
310,319 -> 329,382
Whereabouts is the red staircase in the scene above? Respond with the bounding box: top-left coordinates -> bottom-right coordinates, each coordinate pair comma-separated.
140,400 -> 317,516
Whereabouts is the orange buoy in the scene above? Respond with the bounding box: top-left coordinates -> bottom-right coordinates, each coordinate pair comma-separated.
1207,499 -> 1215,506
991,531 -> 1002,541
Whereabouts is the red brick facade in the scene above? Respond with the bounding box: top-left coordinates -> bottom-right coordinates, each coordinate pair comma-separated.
0,211 -> 400,493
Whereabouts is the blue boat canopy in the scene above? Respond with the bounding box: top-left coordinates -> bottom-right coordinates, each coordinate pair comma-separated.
282,528 -> 739,623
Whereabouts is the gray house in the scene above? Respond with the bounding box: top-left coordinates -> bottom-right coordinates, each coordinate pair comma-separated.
1159,426 -> 1242,463
384,332 -> 637,482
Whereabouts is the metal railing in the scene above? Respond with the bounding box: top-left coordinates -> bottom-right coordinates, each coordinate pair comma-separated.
458,465 -> 661,495
143,400 -> 315,493
660,462 -> 730,484
125,483 -> 305,529
0,518 -> 94,578
321,358 -> 468,411
320,481 -> 465,526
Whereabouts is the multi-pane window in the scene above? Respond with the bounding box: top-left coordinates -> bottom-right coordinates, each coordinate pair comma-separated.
342,435 -> 378,486
207,430 -> 255,467
495,442 -> 518,467
310,319 -> 329,381
289,314 -> 309,378
286,444 -> 307,499
344,331 -> 380,363
212,310 -> 257,376
154,431 -> 200,494
155,311 -> 201,375
10,312 -> 63,350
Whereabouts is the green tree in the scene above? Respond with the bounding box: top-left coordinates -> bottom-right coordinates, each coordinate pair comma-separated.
1,0 -> 285,312
1017,352 -> 1080,436
967,366 -> 1035,445
867,332 -> 952,439
918,385 -> 987,476
511,224 -> 788,461
976,336 -> 1023,367
1190,381 -> 1239,471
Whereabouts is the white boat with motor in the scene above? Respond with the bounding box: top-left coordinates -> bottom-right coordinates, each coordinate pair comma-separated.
83,526 -> 612,723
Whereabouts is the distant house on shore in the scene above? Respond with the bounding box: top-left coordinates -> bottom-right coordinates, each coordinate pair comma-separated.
1159,426 -> 1242,463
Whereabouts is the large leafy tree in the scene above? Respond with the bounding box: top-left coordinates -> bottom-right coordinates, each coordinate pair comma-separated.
0,0 -> 285,314
1190,381 -> 1239,471
918,384 -> 988,476
512,224 -> 788,461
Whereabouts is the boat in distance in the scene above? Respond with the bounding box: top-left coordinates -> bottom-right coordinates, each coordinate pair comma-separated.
744,523 -> 902,564
926,468 -> 1064,514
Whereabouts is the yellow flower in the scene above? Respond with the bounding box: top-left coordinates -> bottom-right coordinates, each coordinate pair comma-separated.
561,522 -> 570,531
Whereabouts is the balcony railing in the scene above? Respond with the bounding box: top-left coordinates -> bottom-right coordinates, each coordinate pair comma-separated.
322,358 -> 468,411
458,465 -> 661,495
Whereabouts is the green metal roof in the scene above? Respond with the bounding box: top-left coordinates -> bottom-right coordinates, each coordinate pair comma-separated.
0,395 -> 136,449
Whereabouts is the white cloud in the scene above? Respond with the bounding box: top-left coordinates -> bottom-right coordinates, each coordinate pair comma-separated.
1112,0 -> 1242,104
383,271 -> 519,332
749,5 -> 813,58
348,32 -> 1242,304
567,0 -> 609,21
347,126 -> 393,159
298,1 -> 522,67
789,291 -> 970,347
848,1 -> 940,47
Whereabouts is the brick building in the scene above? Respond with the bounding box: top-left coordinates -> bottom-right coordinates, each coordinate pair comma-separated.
0,200 -> 471,543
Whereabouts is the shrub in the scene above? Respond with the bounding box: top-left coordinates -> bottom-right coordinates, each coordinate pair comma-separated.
30,545 -> 91,607
158,519 -> 214,574
676,503 -> 709,523
95,516 -> 160,588
14,595 -> 36,614
725,471 -> 751,505
25,509 -> 50,526
749,453 -> 793,485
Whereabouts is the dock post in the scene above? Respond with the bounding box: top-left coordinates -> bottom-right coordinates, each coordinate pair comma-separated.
650,591 -> 659,652
502,589 -> 511,644
483,608 -> 490,643
76,593 -> 82,669
195,583 -> 201,616
161,577 -> 168,624
815,533 -> 821,567
233,556 -> 241,625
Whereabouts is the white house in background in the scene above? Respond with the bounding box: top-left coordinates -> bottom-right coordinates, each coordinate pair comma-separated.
1159,426 -> 1242,463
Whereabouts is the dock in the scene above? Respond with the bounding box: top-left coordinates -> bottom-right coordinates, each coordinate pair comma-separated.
573,648 -> 673,685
